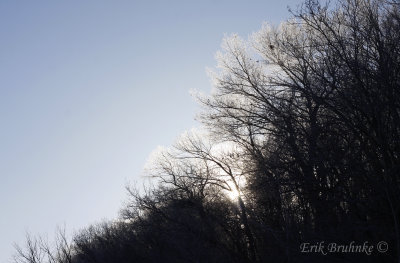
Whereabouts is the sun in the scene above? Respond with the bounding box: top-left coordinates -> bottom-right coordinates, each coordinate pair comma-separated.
225,178 -> 246,200
227,188 -> 240,200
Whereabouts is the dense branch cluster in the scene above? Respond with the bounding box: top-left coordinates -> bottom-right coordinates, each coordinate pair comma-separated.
13,0 -> 400,262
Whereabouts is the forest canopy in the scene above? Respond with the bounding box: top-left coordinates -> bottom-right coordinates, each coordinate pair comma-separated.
13,0 -> 400,262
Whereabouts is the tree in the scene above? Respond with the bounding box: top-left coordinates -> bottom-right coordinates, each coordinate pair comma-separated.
143,131 -> 259,261
13,227 -> 73,263
198,0 -> 400,261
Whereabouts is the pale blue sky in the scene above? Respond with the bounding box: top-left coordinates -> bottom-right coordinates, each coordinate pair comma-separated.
0,1 -> 300,261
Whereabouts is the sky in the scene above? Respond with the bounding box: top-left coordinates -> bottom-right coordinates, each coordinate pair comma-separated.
0,1 -> 301,261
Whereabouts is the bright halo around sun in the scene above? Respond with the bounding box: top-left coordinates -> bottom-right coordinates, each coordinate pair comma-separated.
227,188 -> 240,200
225,178 -> 246,200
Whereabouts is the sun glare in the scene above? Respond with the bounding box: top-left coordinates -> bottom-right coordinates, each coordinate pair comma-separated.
227,188 -> 240,200
225,178 -> 246,200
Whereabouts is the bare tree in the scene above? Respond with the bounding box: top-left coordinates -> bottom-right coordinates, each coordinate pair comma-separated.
13,226 -> 73,263
14,233 -> 44,263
